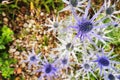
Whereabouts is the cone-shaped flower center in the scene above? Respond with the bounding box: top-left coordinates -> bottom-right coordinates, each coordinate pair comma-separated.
99,57 -> 110,66
45,64 -> 52,73
53,22 -> 59,28
62,58 -> 68,65
30,56 -> 36,61
83,63 -> 90,70
66,43 -> 74,51
70,0 -> 78,7
79,21 -> 93,33
108,74 -> 115,80
106,7 -> 114,15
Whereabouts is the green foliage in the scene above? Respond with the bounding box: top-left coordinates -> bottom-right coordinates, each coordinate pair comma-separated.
43,35 -> 49,46
0,25 -> 16,79
0,2 -> 19,14
107,27 -> 120,45
22,0 -> 64,13
0,25 -> 13,50
0,52 -> 17,78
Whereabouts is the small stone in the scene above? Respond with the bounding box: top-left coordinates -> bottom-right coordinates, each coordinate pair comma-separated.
9,48 -> 16,53
21,63 -> 26,68
3,17 -> 8,22
15,67 -> 22,74
23,23 -> 28,27
2,12 -> 6,16
15,51 -> 20,55
40,12 -> 44,16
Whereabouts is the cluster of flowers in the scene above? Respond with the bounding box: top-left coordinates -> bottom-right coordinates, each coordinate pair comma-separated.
21,0 -> 120,80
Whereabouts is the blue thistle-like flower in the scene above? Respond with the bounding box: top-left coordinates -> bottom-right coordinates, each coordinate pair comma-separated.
45,15 -> 63,35
93,48 -> 120,76
106,73 -> 116,80
56,53 -> 73,75
103,71 -> 120,80
104,0 -> 120,21
37,56 -> 58,80
52,34 -> 82,63
75,53 -> 96,80
20,44 -> 41,69
60,0 -> 87,13
70,0 -> 117,44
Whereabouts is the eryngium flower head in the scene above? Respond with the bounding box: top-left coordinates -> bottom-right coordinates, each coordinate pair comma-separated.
45,15 -> 62,35
104,0 -> 120,21
103,71 -> 120,80
70,0 -> 116,44
60,0 -> 87,13
56,53 -> 73,75
52,34 -> 82,63
20,44 -> 41,69
93,48 -> 120,76
75,53 -> 96,80
37,56 -> 58,80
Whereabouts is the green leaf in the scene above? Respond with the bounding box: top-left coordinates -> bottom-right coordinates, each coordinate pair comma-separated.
0,25 -> 14,45
0,44 -> 5,49
44,4 -> 50,13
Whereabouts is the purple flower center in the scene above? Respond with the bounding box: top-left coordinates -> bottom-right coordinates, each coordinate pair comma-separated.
45,64 -> 52,73
53,22 -> 59,28
79,21 -> 93,33
70,0 -> 78,7
108,74 -> 115,80
106,7 -> 114,15
62,58 -> 68,65
30,56 -> 36,61
114,24 -> 118,27
66,43 -> 74,50
83,63 -> 90,70
99,57 -> 110,66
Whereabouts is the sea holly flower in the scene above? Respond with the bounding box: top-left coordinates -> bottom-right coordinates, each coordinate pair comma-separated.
20,44 -> 41,69
105,73 -> 116,80
95,26 -> 113,44
75,53 -> 96,80
45,15 -> 62,35
104,0 -> 120,21
37,56 -> 58,80
93,48 -> 120,76
60,0 -> 87,13
53,34 -> 82,63
70,0 -> 117,45
103,71 -> 120,80
56,52 -> 73,74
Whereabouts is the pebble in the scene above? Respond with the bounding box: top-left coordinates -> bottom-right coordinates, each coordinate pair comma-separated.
9,48 -> 16,53
21,63 -> 26,68
2,12 -> 6,16
3,17 -> 8,22
15,51 -> 20,55
40,12 -> 44,16
23,23 -> 28,27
